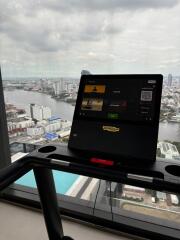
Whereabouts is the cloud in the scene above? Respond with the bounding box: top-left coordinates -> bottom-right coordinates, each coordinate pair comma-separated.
44,0 -> 179,12
41,0 -> 178,11
0,7 -> 124,53
161,58 -> 180,66
0,0 -> 180,77
1,0 -> 178,15
0,0 -> 179,53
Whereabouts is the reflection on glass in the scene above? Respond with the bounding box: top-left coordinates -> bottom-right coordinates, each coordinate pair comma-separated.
81,180 -> 180,224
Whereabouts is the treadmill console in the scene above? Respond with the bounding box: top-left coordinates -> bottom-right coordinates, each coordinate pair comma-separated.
68,74 -> 163,163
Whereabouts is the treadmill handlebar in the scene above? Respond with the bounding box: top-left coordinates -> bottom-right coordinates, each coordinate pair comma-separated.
0,145 -> 180,195
0,158 -> 31,191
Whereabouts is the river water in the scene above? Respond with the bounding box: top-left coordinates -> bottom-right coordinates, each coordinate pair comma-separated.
4,89 -> 74,121
4,90 -> 180,142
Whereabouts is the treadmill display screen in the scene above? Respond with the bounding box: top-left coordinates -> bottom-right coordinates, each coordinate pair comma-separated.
78,77 -> 158,123
69,74 -> 163,163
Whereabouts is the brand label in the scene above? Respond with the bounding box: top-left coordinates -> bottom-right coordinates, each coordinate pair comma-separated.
102,125 -> 120,132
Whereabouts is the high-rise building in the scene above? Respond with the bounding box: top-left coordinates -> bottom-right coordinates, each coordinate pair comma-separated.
39,78 -> 48,91
167,74 -> 173,87
178,77 -> 180,88
53,79 -> 65,96
39,79 -> 45,90
29,104 -> 51,121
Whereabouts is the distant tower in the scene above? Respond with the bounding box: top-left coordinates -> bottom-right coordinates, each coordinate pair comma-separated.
30,103 -> 35,119
60,78 -> 65,92
81,70 -> 91,75
167,74 -> 173,87
39,78 -> 48,91
53,79 -> 64,96
55,82 -> 60,95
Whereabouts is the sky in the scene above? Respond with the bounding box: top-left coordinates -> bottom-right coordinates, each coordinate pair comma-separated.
0,0 -> 180,78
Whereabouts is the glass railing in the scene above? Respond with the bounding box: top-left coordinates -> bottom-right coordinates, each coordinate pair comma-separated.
9,142 -> 180,235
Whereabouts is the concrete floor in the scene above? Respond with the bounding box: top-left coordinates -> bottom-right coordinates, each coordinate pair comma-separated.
0,201 -> 140,240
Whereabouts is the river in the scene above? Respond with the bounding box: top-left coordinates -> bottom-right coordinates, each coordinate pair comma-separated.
4,89 -> 180,142
4,89 -> 74,121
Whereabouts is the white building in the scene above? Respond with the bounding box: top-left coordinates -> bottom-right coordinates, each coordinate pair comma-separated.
27,126 -> 44,136
157,141 -> 180,160
8,117 -> 34,137
122,185 -> 145,200
61,120 -> 72,131
157,191 -> 166,201
8,118 -> 34,131
55,120 -> 72,138
170,114 -> 180,123
170,194 -> 179,205
53,79 -> 65,96
45,121 -> 62,133
43,106 -> 52,120
29,104 -> 51,121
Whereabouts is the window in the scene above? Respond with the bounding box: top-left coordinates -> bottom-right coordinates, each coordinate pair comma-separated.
0,1 -> 180,239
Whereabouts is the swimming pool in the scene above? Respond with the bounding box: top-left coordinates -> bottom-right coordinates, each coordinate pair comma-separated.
16,170 -> 79,194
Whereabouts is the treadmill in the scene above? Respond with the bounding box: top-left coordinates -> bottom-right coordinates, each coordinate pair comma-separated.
3,74 -> 180,240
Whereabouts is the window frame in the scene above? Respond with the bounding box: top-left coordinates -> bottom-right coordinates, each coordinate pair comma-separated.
0,68 -> 11,169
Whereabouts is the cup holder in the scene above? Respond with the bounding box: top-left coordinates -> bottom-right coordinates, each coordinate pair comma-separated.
38,146 -> 56,153
165,165 -> 180,177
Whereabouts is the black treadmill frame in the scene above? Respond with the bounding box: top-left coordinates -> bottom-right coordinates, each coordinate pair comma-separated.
1,144 -> 180,240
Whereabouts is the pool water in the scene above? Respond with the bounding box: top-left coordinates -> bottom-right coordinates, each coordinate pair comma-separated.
16,170 -> 79,194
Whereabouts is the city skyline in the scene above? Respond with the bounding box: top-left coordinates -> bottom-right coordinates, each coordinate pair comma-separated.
0,0 -> 180,78
3,73 -> 179,81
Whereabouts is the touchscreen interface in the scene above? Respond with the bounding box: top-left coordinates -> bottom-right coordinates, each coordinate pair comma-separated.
78,76 -> 159,123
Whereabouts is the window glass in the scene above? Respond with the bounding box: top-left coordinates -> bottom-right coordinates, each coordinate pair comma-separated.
1,0 -> 180,161
1,0 -> 180,232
